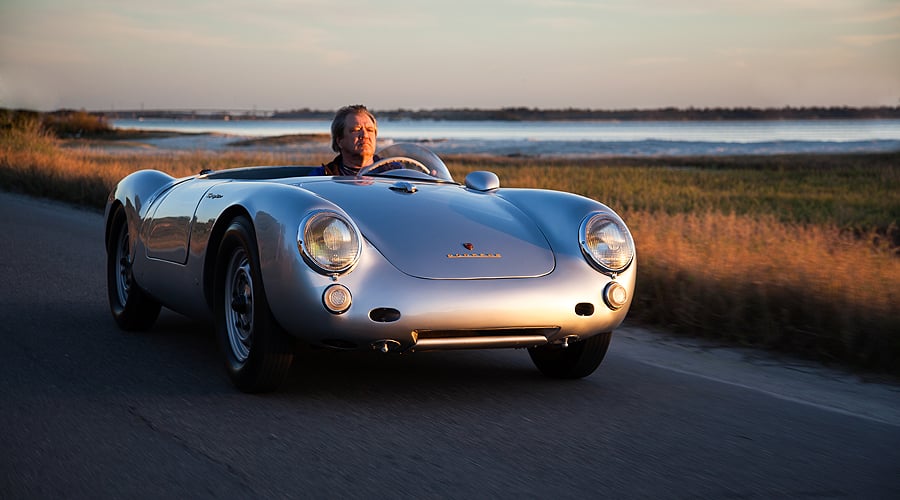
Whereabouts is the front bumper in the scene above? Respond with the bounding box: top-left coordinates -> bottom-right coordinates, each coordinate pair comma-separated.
265,243 -> 635,352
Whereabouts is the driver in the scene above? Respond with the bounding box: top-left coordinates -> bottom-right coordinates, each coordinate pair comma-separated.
319,104 -> 381,176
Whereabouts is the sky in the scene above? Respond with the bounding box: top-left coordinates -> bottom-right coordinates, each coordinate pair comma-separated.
1,0 -> 898,112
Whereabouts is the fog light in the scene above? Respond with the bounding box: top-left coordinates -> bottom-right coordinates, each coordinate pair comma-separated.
323,284 -> 352,314
603,282 -> 628,310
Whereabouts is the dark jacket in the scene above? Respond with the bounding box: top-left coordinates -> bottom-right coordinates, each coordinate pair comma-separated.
310,154 -> 381,176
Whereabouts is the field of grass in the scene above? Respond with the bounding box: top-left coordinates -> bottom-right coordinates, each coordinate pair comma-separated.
447,154 -> 900,372
2,110 -> 898,374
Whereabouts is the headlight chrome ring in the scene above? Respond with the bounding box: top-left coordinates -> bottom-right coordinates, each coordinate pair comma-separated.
298,210 -> 362,275
579,212 -> 634,274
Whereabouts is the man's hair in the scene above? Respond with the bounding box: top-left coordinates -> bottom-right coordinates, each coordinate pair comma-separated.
330,104 -> 377,152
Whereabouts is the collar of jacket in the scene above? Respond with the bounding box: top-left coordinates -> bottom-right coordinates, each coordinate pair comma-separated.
323,154 -> 382,176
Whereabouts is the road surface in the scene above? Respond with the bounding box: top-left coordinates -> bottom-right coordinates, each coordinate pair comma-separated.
2,191 -> 898,498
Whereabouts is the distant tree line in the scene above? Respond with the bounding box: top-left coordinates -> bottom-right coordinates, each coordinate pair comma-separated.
2,108 -> 113,137
272,106 -> 900,121
88,105 -> 900,121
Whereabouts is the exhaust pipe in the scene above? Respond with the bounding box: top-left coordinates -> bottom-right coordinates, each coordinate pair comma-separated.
371,339 -> 402,353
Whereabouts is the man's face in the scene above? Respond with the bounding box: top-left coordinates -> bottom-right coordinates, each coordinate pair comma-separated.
338,112 -> 377,158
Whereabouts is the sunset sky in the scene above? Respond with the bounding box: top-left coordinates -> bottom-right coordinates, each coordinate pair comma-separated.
1,0 -> 898,112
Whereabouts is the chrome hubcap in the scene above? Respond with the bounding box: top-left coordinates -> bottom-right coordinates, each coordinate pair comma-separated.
224,249 -> 253,363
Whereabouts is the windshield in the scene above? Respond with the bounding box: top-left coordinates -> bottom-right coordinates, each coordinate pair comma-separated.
363,143 -> 455,182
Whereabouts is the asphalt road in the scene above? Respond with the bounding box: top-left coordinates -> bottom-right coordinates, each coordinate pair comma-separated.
2,190 -> 899,499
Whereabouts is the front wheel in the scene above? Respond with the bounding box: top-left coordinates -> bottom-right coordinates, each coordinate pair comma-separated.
214,216 -> 293,393
106,206 -> 161,331
528,332 -> 611,379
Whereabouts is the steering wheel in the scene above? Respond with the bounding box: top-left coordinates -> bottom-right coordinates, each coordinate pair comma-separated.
357,156 -> 432,177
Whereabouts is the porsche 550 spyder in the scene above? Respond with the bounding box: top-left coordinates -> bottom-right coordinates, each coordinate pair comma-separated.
105,143 -> 636,392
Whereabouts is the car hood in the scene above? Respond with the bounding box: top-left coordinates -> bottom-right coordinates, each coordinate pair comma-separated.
299,179 -> 555,279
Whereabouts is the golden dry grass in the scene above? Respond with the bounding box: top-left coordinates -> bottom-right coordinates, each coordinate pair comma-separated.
444,155 -> 899,370
628,211 -> 899,366
0,124 -> 332,208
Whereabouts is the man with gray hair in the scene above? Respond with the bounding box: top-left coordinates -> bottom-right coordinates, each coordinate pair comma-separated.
321,104 -> 380,176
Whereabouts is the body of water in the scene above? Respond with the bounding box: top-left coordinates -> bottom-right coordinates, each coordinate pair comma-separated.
111,118 -> 900,157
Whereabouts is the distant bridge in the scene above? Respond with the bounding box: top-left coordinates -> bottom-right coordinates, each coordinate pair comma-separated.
100,108 -> 284,119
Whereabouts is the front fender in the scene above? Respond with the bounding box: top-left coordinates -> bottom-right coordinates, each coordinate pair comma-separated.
496,188 -> 629,261
194,181 -> 345,318
496,187 -> 637,308
104,169 -> 181,248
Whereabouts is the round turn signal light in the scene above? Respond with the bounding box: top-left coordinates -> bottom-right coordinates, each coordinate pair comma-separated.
603,282 -> 628,310
323,284 -> 352,314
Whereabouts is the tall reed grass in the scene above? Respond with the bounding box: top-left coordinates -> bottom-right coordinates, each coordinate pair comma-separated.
444,154 -> 900,239
628,211 -> 898,368
1,112 -> 330,208
2,114 -> 898,373
445,155 -> 900,371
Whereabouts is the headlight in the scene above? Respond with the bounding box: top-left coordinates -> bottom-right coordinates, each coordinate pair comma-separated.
298,210 -> 361,274
579,212 -> 634,273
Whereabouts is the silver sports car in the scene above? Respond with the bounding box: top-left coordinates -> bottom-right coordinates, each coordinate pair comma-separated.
105,144 -> 636,392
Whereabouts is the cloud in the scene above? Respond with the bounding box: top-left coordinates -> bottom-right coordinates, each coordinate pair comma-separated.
844,4 -> 900,23
839,32 -> 900,47
628,56 -> 686,66
527,16 -> 591,30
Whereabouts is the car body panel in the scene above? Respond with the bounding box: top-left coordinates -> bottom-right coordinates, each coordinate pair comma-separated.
144,181 -> 212,264
105,146 -> 636,354
296,179 -> 556,279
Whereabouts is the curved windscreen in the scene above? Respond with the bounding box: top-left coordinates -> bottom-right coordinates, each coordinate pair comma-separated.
374,143 -> 455,182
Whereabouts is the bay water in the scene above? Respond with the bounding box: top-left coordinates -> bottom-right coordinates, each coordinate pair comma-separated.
111,118 -> 900,157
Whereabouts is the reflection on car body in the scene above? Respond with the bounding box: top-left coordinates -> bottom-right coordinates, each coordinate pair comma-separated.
104,143 -> 636,392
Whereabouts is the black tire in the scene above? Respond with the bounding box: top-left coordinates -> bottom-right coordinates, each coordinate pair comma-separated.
528,332 -> 612,379
107,206 -> 161,331
214,216 -> 293,393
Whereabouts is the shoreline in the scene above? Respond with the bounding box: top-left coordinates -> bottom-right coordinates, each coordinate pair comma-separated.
98,105 -> 900,122
86,129 -> 900,158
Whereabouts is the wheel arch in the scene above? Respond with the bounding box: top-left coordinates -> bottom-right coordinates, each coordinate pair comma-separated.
105,169 -> 180,252
195,181 -> 358,320
104,199 -> 125,252
202,204 -> 255,309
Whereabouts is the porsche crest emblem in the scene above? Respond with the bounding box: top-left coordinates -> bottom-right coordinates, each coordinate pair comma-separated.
448,242 -> 501,259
